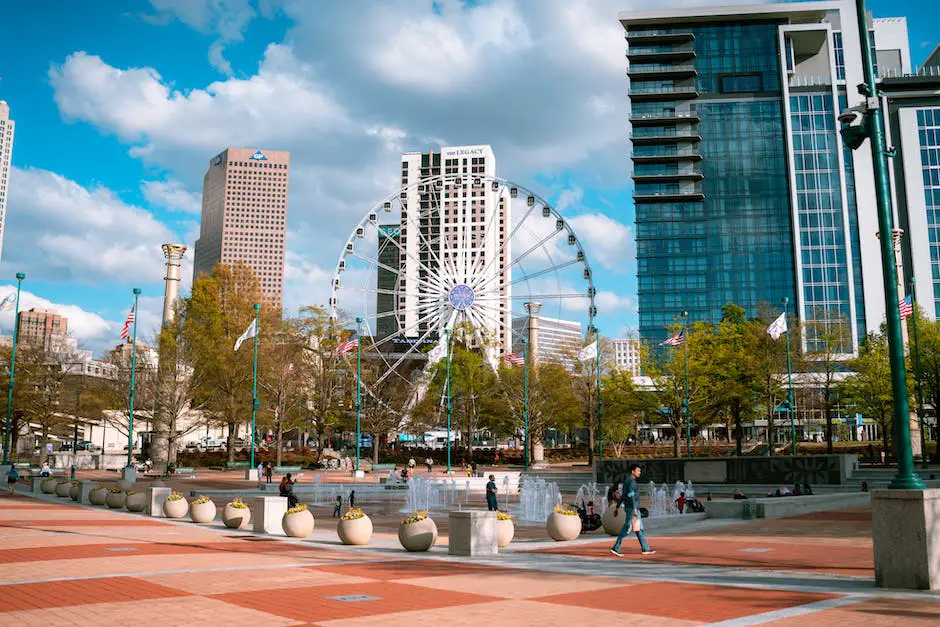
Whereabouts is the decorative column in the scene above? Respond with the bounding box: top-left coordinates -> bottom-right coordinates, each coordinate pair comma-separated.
153,243 -> 187,469
161,244 -> 187,325
524,302 -> 544,464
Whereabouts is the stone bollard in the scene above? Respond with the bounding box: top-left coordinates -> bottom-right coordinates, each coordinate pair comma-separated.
148,487 -> 172,517
252,496 -> 288,535
448,510 -> 498,557
31,476 -> 45,493
872,488 -> 940,590
77,480 -> 97,504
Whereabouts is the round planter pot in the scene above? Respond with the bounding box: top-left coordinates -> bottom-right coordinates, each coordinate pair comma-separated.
55,482 -> 72,498
190,500 -> 217,524
337,515 -> 373,546
497,518 -> 515,548
546,512 -> 582,541
125,492 -> 148,512
69,483 -> 80,501
116,479 -> 134,492
164,497 -> 188,518
89,488 -> 108,506
282,509 -> 315,538
106,491 -> 126,509
601,506 -> 624,536
40,478 -> 58,494
398,517 -> 438,552
222,504 -> 252,529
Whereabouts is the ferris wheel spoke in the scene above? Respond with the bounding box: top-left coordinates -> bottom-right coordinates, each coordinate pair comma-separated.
426,177 -> 462,283
473,292 -> 586,301
367,305 -> 445,354
366,220 -> 451,297
507,258 -> 581,286
355,318 -> 419,390
349,251 -> 447,297
469,200 -> 543,293
399,191 -> 449,279
373,316 -> 444,387
472,226 -> 564,295
463,178 -> 507,282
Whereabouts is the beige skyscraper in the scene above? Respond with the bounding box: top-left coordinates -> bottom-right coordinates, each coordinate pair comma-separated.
0,101 -> 15,261
193,148 -> 289,306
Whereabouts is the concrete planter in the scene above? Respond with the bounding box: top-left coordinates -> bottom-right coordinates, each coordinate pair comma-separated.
398,517 -> 438,552
55,481 -> 72,497
546,512 -> 581,541
222,504 -> 251,529
190,500 -> 217,524
106,491 -> 126,509
69,483 -> 81,501
40,478 -> 58,494
282,509 -> 315,538
116,479 -> 134,492
601,505 -> 623,536
337,515 -> 373,545
125,491 -> 148,512
163,497 -> 188,518
497,518 -> 514,547
89,487 -> 108,506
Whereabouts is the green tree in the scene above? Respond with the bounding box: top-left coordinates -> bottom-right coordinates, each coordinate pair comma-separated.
601,367 -> 645,457
569,336 -> 613,465
294,306 -> 350,449
803,308 -> 852,454
14,344 -> 80,463
258,317 -> 309,465
839,332 -> 894,464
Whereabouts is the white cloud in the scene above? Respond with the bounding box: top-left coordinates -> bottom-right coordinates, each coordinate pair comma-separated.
141,179 -> 202,214
1,167 -> 186,285
596,290 -> 636,315
0,285 -> 113,347
568,212 -> 635,271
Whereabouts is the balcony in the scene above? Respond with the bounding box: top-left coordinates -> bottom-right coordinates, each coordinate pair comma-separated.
629,85 -> 699,101
626,31 -> 695,45
627,63 -> 697,79
630,130 -> 702,144
627,44 -> 695,63
630,110 -> 700,126
632,171 -> 704,184
633,187 -> 706,202
632,150 -> 702,163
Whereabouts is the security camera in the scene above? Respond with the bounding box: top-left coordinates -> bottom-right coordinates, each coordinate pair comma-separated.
838,104 -> 868,150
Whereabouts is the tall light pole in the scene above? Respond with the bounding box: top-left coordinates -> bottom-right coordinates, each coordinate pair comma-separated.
782,298 -> 796,456
522,337 -> 529,472
445,328 -> 452,474
595,326 -> 603,462
909,279 -> 928,468
3,272 -> 25,464
839,0 -> 923,489
126,288 -> 141,469
681,311 -> 690,458
249,303 -> 260,470
355,316 -> 362,473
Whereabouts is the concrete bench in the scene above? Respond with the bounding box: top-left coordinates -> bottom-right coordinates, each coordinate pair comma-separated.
706,492 -> 871,520
29,468 -> 67,478
274,466 -> 302,473
371,463 -> 396,472
164,467 -> 197,478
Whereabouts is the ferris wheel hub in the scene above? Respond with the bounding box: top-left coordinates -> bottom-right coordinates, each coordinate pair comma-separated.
448,284 -> 475,311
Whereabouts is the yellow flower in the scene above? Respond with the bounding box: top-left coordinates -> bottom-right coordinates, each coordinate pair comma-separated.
342,508 -> 365,521
108,487 -> 124,494
286,503 -> 309,515
497,511 -> 512,521
553,504 -> 578,516
166,491 -> 184,501
191,495 -> 212,505
229,497 -> 249,509
401,510 -> 428,524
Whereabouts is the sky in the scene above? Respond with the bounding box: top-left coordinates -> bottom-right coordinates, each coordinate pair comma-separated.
0,0 -> 937,356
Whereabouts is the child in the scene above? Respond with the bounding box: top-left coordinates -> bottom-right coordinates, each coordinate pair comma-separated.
6,465 -> 19,495
332,495 -> 342,517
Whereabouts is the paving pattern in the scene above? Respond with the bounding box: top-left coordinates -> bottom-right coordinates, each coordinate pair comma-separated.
2,484 -> 938,625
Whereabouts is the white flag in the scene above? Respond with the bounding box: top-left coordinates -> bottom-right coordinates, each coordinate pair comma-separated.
234,318 -> 257,351
0,293 -> 16,311
767,312 -> 787,340
426,340 -> 447,365
578,341 -> 598,362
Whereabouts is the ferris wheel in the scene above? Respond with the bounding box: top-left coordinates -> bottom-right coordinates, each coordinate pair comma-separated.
329,174 -> 597,395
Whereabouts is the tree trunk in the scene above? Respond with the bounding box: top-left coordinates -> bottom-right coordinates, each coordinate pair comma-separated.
672,426 -> 680,458
733,406 -> 743,456
767,405 -> 775,456
372,433 -> 380,465
881,416 -> 890,467
39,426 -> 50,464
226,422 -> 237,462
276,419 -> 283,466
825,397 -> 834,455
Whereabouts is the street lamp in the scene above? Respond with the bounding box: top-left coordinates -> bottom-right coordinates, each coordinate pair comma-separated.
838,0 -> 923,489
355,316 -> 362,473
3,272 -> 25,464
445,328 -> 453,474
782,298 -> 796,456
522,338 -> 529,472
126,288 -> 141,471
680,311 -> 690,458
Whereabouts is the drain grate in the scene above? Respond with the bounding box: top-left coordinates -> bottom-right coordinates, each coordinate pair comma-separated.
738,548 -> 774,553
328,595 -> 380,603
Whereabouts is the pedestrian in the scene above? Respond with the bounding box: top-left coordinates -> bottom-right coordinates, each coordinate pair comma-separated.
349,490 -> 356,508
6,465 -> 19,495
494,451 -> 500,465
279,473 -> 298,508
606,481 -> 620,506
802,482 -> 813,496
471,461 -> 478,477
256,461 -> 264,488
675,491 -> 686,514
610,463 -> 655,556
425,457 -> 433,473
408,457 -> 416,471
486,474 -> 498,511
332,495 -> 342,517
265,461 -> 274,484
40,461 -> 50,477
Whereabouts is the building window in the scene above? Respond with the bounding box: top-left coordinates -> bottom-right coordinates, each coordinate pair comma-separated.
832,32 -> 845,81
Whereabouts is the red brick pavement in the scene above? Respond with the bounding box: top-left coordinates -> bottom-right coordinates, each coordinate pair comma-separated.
315,559 -> 514,581
0,576 -> 188,613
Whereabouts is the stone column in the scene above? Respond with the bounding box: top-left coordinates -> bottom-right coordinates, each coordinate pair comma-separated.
524,302 -> 545,464
161,244 -> 187,325
153,244 -> 188,469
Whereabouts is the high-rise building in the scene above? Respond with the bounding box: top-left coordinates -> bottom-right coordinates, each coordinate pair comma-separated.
511,315 -> 582,370
193,148 -> 289,307
396,145 -> 511,352
0,101 -> 15,261
17,308 -> 68,353
612,338 -> 642,376
376,224 -> 401,339
620,1 -> 912,354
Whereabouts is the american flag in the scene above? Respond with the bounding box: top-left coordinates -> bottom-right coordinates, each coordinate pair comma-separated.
899,294 -> 913,319
661,329 -> 684,346
120,305 -> 135,341
503,353 -> 524,366
336,331 -> 359,355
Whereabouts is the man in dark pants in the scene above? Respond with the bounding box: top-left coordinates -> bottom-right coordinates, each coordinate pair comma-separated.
486,474 -> 499,511
611,463 -> 655,556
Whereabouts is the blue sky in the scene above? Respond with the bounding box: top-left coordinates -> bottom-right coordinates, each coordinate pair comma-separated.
0,0 -> 937,355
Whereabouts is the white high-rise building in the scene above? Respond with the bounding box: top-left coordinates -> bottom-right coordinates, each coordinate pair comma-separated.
512,315 -> 583,371
612,338 -> 642,376
398,145 -> 511,352
0,101 -> 15,261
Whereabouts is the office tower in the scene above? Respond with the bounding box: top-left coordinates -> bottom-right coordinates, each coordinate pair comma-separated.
612,338 -> 642,376
511,315 -> 583,371
396,145 -> 511,352
621,1 -> 912,353
17,308 -> 68,353
376,224 -> 401,339
193,148 -> 289,307
0,101 -> 14,261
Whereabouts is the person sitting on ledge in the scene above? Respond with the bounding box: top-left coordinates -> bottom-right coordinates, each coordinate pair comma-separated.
792,484 -> 802,496
802,483 -> 813,495
732,488 -> 747,500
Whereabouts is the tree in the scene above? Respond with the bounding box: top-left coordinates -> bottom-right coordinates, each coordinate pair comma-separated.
911,307 -> 940,445
601,367 -> 645,457
356,363 -> 413,465
258,317 -> 309,465
803,308 -> 852,454
569,336 -> 613,465
14,344 -> 81,463
749,305 -> 801,455
839,332 -> 894,465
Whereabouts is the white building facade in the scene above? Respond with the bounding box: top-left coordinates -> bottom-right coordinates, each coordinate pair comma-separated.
612,338 -> 642,376
512,315 -> 582,370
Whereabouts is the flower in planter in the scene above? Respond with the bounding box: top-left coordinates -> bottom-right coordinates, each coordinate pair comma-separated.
109,487 -> 124,494
342,508 -> 366,521
127,489 -> 143,496
401,510 -> 428,525
497,511 -> 512,521
166,491 -> 184,501
91,486 -> 107,492
190,494 -> 212,505
228,497 -> 248,509
57,479 -> 71,485
286,503 -> 308,515
553,504 -> 578,516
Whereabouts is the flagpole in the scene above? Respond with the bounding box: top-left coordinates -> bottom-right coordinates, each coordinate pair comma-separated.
595,328 -> 603,463
681,312 -> 690,458
782,298 -> 796,456
909,279 -> 929,468
3,272 -> 25,464
250,303 -> 260,470
445,328 -> 452,475
523,338 -> 529,472
355,316 -> 362,474
126,288 -> 141,470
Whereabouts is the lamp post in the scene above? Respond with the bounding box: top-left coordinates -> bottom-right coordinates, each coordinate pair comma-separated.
3,272 -> 25,464
522,338 -> 529,472
681,311 -> 690,458
838,0 -> 922,489
249,303 -> 260,470
909,279 -> 929,468
355,316 -> 362,473
782,298 -> 796,456
445,328 -> 452,474
126,288 -> 141,469
595,326 -> 603,462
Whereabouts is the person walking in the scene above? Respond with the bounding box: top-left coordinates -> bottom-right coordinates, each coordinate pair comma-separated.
6,465 -> 19,495
256,461 -> 264,489
349,490 -> 356,508
486,474 -> 499,511
611,464 -> 655,556
265,461 -> 274,484
332,495 -> 342,517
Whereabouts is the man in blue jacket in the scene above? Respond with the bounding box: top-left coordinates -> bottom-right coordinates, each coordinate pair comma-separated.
610,463 -> 655,556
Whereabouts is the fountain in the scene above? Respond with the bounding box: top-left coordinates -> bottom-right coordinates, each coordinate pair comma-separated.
647,482 -> 677,517
518,475 -> 561,522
